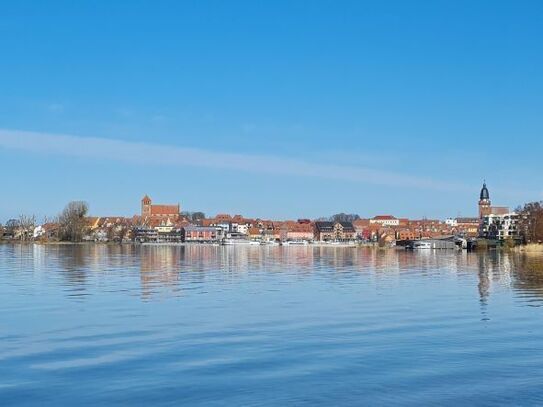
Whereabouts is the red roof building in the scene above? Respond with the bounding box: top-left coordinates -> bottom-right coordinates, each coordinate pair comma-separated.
141,195 -> 181,222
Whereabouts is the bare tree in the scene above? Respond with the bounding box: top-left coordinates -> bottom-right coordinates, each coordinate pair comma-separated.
330,213 -> 360,223
106,225 -> 116,242
117,224 -> 129,242
181,211 -> 206,223
18,214 -> 36,241
58,201 -> 89,242
518,202 -> 543,243
4,219 -> 19,239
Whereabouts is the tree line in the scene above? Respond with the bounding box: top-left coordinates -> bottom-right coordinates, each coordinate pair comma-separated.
316,213 -> 361,223
1,202 -> 206,243
181,211 -> 206,223
0,201 -> 89,242
517,201 -> 543,243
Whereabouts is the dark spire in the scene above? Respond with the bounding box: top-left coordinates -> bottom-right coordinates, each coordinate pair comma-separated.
480,181 -> 490,201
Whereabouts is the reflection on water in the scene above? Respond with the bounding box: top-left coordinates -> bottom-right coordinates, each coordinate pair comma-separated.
13,244 -> 543,301
511,254 -> 543,302
1,244 -> 543,405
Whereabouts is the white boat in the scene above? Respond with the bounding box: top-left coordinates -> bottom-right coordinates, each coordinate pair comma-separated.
413,241 -> 432,249
282,240 -> 309,246
330,241 -> 356,246
221,238 -> 254,246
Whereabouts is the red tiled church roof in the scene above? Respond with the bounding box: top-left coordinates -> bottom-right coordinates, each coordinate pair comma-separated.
150,205 -> 179,215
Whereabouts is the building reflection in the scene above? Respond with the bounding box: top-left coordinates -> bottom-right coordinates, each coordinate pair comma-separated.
510,253 -> 543,299
139,245 -> 182,299
21,243 -> 543,304
135,246 -> 543,306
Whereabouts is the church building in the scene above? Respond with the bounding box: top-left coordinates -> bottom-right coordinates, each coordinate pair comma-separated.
478,182 -> 509,219
141,195 -> 181,222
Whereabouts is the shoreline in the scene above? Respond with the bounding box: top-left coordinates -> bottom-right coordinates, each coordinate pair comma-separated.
2,240 -> 375,248
3,240 -> 543,253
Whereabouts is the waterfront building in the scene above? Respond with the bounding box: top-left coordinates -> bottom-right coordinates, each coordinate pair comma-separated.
314,222 -> 334,241
281,221 -> 314,242
248,227 -> 263,241
233,223 -> 249,235
455,217 -> 480,237
258,220 -> 279,239
231,215 -> 256,234
480,213 -> 520,240
201,214 -> 256,235
133,222 -> 183,243
396,228 -> 419,241
406,219 -> 449,239
133,226 -> 158,242
314,221 -> 356,241
353,219 -> 371,239
377,230 -> 397,245
201,216 -> 231,233
183,226 -> 223,243
155,218 -> 175,234
83,216 -> 133,242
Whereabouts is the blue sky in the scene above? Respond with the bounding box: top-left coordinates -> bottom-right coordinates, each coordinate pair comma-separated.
1,1 -> 542,221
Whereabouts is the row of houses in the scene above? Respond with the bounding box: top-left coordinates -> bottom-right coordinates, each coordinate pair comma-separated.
130,214 -> 489,244
0,213 -> 510,244
195,217 -> 356,242
351,216 -> 474,243
1,216 -> 357,243
0,211 -> 521,244
1,185 -> 521,243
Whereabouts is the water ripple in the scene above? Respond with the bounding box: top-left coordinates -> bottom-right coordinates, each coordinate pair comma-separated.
1,245 -> 543,405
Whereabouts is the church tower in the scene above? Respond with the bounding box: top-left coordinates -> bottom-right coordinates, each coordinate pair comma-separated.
478,182 -> 491,219
141,195 -> 152,218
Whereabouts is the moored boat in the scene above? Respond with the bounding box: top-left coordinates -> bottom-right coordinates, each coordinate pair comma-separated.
413,241 -> 432,249
221,238 -> 254,245
282,240 -> 309,246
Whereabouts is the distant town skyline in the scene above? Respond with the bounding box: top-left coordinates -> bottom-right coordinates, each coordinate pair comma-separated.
1,1 -> 542,220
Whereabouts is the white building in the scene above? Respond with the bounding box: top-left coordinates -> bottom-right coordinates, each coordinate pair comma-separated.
232,223 -> 249,235
481,213 -> 520,240
33,225 -> 45,239
369,215 -> 400,227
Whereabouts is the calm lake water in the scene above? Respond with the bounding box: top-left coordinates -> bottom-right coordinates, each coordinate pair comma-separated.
1,244 -> 543,406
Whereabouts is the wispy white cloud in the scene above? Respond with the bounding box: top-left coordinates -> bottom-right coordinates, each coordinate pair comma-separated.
0,128 -> 468,192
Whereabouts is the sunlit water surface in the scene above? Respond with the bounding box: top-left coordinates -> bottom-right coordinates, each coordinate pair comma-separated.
1,244 -> 543,406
